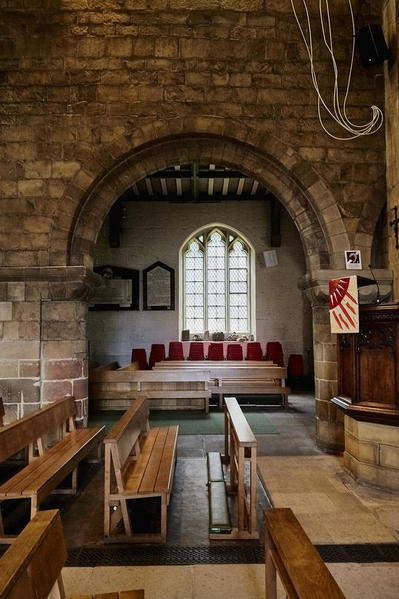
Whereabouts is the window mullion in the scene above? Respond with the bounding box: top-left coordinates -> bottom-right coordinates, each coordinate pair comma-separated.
226,241 -> 229,334
204,243 -> 208,333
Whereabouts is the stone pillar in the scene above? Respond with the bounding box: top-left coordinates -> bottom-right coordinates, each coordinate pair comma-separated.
311,300 -> 342,453
41,299 -> 89,426
0,267 -> 99,425
301,268 -> 393,454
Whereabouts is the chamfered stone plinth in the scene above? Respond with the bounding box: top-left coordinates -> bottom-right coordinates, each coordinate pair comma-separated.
344,414 -> 399,492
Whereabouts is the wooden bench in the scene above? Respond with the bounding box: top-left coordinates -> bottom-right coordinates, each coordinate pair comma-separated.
104,397 -> 178,543
0,509 -> 144,599
211,366 -> 289,408
155,360 -> 274,367
90,365 -> 211,413
264,507 -> 346,599
209,396 -> 258,540
154,362 -> 289,408
0,396 -> 105,543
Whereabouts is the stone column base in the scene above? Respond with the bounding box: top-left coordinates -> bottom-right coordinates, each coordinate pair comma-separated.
344,415 -> 399,492
316,417 -> 344,454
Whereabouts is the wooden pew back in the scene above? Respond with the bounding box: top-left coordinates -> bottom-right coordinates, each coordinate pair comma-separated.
224,396 -> 257,447
104,397 -> 149,471
264,508 -> 346,599
155,360 -> 274,367
0,509 -> 145,599
217,396 -> 258,540
0,510 -> 67,599
0,397 -> 4,427
90,369 -> 211,383
0,397 -> 76,462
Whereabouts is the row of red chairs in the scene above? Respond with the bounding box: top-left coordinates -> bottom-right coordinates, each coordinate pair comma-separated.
131,341 -> 303,372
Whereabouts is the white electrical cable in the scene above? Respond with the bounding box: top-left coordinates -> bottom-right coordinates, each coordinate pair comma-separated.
290,0 -> 384,140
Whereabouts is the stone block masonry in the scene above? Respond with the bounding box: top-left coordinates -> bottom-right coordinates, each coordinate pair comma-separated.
344,415 -> 399,492
0,1 -> 385,267
0,267 -> 97,426
0,1 -> 390,451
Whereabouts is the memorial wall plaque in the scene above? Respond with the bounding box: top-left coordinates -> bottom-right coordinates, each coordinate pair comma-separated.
143,261 -> 175,310
89,265 -> 139,311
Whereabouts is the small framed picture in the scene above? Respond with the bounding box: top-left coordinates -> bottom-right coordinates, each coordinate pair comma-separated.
344,250 -> 362,270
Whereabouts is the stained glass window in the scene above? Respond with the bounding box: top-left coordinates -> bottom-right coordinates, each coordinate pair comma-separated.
183,228 -> 250,334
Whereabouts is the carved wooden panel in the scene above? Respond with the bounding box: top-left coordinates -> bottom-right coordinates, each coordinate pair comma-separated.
338,304 -> 399,407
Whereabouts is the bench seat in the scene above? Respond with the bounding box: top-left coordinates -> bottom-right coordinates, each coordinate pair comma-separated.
123,425 -> 178,495
0,427 -> 104,506
0,396 -> 105,542
104,398 -> 178,543
0,510 -> 145,599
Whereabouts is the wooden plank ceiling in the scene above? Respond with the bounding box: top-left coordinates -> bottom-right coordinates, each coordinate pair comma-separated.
118,162 -> 274,203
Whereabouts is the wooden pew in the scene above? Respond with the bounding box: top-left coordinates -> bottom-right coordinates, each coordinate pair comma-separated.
104,397 -> 178,543
0,509 -> 144,599
0,396 -> 4,426
210,396 -> 258,540
154,362 -> 289,408
0,396 -> 105,543
155,360 -> 274,367
90,366 -> 211,413
264,507 -> 346,599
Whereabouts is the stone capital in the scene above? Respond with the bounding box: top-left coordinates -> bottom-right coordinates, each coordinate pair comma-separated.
0,266 -> 102,302
299,268 -> 393,307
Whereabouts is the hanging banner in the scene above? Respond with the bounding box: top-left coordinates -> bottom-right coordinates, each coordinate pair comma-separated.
329,276 -> 359,333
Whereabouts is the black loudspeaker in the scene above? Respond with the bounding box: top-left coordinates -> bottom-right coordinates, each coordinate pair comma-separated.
355,24 -> 390,67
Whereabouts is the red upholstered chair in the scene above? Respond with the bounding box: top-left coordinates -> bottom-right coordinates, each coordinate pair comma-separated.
207,343 -> 224,360
226,343 -> 243,360
188,342 -> 204,360
266,341 -> 284,367
131,348 -> 148,370
246,342 -> 263,361
168,341 -> 184,361
149,344 -> 166,369
288,354 -> 304,377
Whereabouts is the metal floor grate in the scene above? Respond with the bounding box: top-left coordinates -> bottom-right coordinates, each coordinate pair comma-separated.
66,543 -> 399,567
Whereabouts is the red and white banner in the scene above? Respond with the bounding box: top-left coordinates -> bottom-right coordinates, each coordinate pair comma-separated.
329,276 -> 359,333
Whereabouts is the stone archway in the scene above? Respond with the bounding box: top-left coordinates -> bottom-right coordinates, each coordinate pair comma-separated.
47,116 -> 350,270
52,116 -> 353,452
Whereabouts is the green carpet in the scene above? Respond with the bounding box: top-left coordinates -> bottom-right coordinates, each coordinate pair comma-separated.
89,409 -> 278,435
149,410 -> 278,435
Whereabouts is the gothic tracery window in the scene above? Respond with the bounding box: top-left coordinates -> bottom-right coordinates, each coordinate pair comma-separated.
183,227 -> 251,334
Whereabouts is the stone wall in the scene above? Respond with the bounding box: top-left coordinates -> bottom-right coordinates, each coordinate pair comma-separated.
0,1 -> 385,267
0,267 -> 94,425
0,1 -> 389,445
89,199 -> 311,367
384,0 -> 399,298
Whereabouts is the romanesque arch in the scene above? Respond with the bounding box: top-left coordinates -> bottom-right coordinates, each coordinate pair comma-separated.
47,116 -> 350,272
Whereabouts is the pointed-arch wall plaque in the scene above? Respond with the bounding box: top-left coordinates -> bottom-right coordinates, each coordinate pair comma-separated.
143,261 -> 175,311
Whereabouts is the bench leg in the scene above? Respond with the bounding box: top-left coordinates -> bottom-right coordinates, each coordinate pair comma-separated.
160,494 -> 167,543
30,496 -> 38,519
265,547 -> 277,599
120,499 -> 132,536
0,504 -> 4,536
48,576 -> 66,599
72,467 -> 78,494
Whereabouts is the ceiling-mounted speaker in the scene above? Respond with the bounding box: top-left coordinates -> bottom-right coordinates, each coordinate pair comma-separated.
355,24 -> 390,67
263,250 -> 278,268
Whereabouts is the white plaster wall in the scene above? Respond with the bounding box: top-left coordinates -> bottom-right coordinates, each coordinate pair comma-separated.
89,200 -> 312,370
